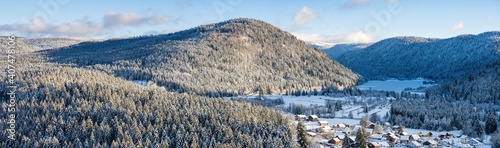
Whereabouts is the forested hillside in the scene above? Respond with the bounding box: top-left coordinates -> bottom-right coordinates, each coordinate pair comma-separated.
390,59 -> 500,137
41,18 -> 359,96
0,54 -> 297,147
322,43 -> 369,59
20,37 -> 90,51
336,31 -> 500,80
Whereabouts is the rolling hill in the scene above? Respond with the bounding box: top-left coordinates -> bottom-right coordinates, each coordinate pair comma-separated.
336,31 -> 500,80
41,18 -> 360,96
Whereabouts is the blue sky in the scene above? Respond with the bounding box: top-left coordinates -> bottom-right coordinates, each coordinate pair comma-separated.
1,0 -> 499,44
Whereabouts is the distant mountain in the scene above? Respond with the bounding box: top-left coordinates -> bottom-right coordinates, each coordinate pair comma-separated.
42,18 -> 360,96
336,31 -> 500,80
308,42 -> 334,50
20,37 -> 91,51
322,43 -> 370,59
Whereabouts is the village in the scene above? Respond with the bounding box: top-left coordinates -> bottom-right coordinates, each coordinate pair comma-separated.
295,114 -> 492,148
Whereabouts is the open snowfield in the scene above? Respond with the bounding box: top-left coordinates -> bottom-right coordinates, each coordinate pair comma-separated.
355,79 -> 435,92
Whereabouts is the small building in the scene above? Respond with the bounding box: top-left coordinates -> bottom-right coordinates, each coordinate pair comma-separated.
336,123 -> 346,129
308,115 -> 318,121
386,133 -> 399,143
423,132 -> 433,137
400,132 -> 409,136
318,126 -> 332,133
368,123 -> 376,129
423,140 -> 438,148
335,134 -> 345,141
467,138 -> 482,146
410,134 -> 421,141
295,114 -> 307,121
459,135 -> 468,144
408,141 -> 422,148
370,134 -> 383,140
318,121 -> 329,126
368,142 -> 380,148
328,138 -> 342,145
400,136 -> 410,144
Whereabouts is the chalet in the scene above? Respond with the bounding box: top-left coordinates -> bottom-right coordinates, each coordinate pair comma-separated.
438,132 -> 453,139
295,114 -> 307,121
368,123 -> 376,129
408,141 -> 422,148
318,126 -> 332,133
392,126 -> 400,131
400,136 -> 410,144
368,142 -> 379,148
467,138 -> 482,146
335,134 -> 345,141
336,123 -> 346,129
400,132 -> 409,136
410,134 -> 421,141
386,133 -> 399,143
347,136 -> 356,146
370,134 -> 383,140
459,135 -> 468,144
423,140 -> 438,148
328,138 -> 342,145
318,121 -> 329,126
308,115 -> 318,121
416,132 -> 423,137
423,132 -> 433,137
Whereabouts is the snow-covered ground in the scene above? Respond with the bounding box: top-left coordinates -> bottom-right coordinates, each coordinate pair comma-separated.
355,79 -> 435,92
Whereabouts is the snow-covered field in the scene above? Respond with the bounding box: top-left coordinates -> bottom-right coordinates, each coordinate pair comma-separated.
355,79 -> 434,92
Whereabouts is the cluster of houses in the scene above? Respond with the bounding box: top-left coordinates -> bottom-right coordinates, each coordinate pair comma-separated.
295,114 -> 491,148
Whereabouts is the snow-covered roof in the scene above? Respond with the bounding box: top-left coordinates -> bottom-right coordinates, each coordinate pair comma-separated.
337,123 -> 346,127
296,115 -> 307,118
379,142 -> 390,147
309,115 -> 318,118
410,134 -> 420,140
409,141 -> 421,147
400,132 -> 409,136
307,132 -> 317,136
318,121 -> 328,124
370,134 -> 383,139
332,138 -> 341,142
400,136 -> 410,141
425,140 -> 438,145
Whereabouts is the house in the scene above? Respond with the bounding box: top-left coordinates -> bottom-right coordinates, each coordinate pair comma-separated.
370,134 -> 383,140
295,114 -> 307,121
410,134 -> 421,141
336,123 -> 346,129
386,133 -> 399,143
467,138 -> 482,146
423,132 -> 433,137
459,135 -> 468,144
408,141 -> 422,148
335,134 -> 345,141
318,126 -> 332,133
318,121 -> 329,126
308,115 -> 318,121
328,138 -> 342,145
368,142 -> 380,148
400,132 -> 409,136
368,123 -> 376,129
423,140 -> 438,148
439,132 -> 454,139
416,132 -> 423,136
400,136 -> 410,144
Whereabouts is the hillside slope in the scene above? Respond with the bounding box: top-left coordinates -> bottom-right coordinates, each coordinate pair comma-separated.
336,32 -> 500,80
42,18 -> 360,96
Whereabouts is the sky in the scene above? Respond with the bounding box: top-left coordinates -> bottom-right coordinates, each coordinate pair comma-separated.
1,0 -> 499,45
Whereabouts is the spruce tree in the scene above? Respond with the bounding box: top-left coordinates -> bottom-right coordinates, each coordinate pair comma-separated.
342,133 -> 350,148
355,128 -> 367,148
297,121 -> 309,148
486,112 -> 498,135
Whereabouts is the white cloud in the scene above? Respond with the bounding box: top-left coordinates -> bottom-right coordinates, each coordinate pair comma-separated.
0,12 -> 174,37
452,20 -> 464,31
292,31 -> 374,45
293,6 -> 317,25
103,12 -> 171,28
